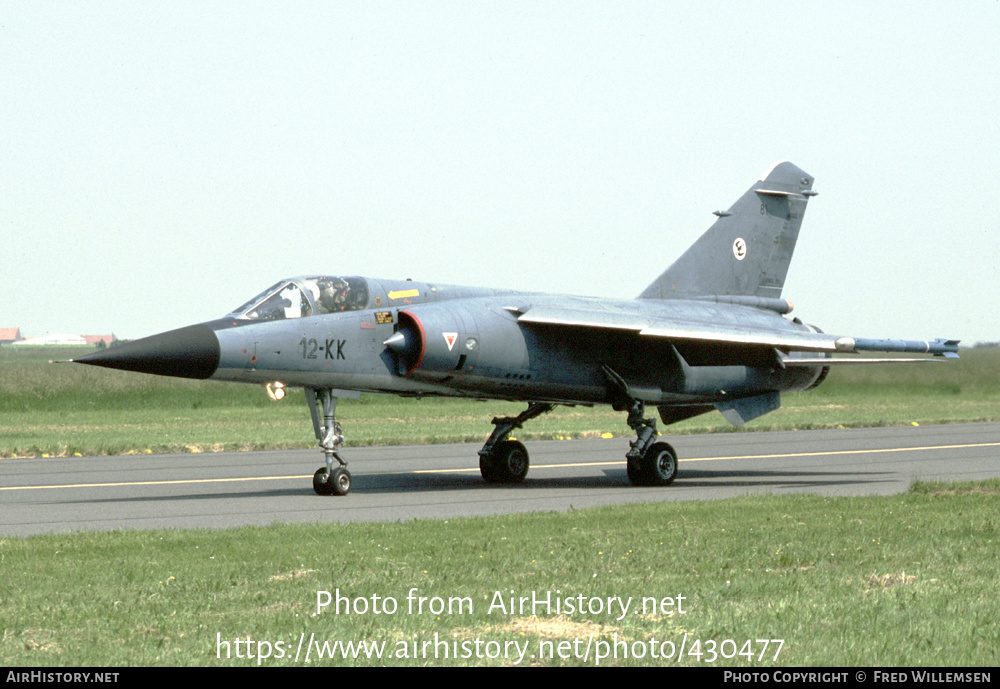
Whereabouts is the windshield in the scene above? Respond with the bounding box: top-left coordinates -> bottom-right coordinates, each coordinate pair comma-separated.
230,277 -> 369,321
230,281 -> 312,321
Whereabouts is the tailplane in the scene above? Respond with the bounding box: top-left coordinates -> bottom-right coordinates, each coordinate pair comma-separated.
640,161 -> 816,300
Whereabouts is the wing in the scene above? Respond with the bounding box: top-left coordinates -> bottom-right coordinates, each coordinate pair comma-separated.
511,303 -> 959,364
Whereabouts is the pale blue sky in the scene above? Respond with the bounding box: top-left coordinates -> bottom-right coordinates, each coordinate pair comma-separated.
3,2 -> 998,343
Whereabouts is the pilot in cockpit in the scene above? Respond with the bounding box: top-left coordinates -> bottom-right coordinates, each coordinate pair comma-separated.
317,278 -> 350,313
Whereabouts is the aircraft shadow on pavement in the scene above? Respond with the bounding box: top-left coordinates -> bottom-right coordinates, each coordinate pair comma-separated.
55,467 -> 895,504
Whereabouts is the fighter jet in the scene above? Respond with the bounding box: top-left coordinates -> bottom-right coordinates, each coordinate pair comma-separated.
73,162 -> 959,495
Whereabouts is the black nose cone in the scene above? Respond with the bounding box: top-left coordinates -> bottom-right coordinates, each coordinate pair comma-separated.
73,323 -> 221,379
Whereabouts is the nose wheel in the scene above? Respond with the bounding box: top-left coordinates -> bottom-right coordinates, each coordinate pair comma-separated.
314,466 -> 352,496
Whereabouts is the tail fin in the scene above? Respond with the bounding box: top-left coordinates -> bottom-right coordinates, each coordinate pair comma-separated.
639,161 -> 816,300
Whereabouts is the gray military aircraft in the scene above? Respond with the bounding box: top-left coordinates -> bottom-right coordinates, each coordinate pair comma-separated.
73,162 -> 958,495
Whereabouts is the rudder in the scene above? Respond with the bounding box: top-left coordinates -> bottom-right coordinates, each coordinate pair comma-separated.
640,161 -> 816,299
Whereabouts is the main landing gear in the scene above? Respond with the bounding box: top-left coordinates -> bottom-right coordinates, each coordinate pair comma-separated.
476,395 -> 677,487
622,399 -> 677,486
307,388 -> 352,496
603,364 -> 677,486
478,403 -> 554,483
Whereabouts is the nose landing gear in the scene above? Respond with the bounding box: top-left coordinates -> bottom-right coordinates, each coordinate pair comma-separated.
307,388 -> 353,496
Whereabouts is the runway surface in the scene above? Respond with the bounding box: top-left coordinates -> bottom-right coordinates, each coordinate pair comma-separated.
3,422 -> 999,536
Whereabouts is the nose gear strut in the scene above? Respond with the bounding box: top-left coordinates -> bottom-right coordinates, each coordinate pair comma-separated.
306,387 -> 354,495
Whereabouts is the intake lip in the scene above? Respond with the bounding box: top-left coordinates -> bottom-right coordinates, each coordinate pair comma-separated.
73,323 -> 221,379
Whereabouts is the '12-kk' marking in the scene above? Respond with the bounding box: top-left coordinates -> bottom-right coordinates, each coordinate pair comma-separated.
301,338 -> 346,360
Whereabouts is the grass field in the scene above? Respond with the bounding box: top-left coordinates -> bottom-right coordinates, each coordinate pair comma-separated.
2,346 -> 999,458
2,480 -> 998,666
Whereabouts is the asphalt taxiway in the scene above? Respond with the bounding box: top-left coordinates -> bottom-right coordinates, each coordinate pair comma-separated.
2,422 -> 998,536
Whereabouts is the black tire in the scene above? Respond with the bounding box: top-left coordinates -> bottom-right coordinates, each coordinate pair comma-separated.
626,457 -> 646,486
641,442 -> 677,486
313,467 -> 334,496
330,467 -> 352,496
480,453 -> 499,482
483,440 -> 529,483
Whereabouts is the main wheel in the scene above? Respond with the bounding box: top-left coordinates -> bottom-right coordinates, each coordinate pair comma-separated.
481,440 -> 530,483
480,454 -> 499,482
640,442 -> 677,486
626,457 -> 645,485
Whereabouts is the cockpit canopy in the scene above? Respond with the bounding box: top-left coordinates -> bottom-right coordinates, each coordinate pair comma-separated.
228,276 -> 369,321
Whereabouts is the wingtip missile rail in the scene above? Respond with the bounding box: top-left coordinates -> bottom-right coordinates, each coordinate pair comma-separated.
834,337 -> 960,358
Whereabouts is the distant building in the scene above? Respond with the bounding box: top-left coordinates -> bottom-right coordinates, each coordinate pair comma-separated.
13,334 -> 88,346
83,335 -> 116,347
3,330 -> 115,347
0,328 -> 23,344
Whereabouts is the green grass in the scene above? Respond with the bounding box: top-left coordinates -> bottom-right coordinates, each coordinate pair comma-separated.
2,480 -> 997,666
2,346 -> 999,458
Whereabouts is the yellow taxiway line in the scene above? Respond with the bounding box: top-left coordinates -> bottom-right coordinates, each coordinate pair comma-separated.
3,441 -> 998,492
